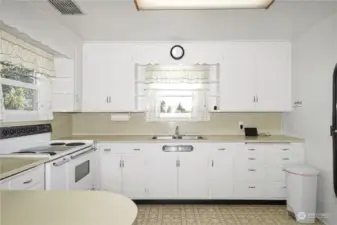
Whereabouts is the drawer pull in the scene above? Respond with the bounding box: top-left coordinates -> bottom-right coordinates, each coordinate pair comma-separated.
218,148 -> 226,151
282,158 -> 290,161
104,149 -> 111,152
248,157 -> 256,160
248,149 -> 256,151
248,169 -> 256,172
282,186 -> 287,189
282,149 -> 290,151
133,148 -> 141,151
248,186 -> 256,189
23,179 -> 33,185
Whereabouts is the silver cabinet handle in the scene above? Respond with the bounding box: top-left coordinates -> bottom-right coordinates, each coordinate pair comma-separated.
122,160 -> 125,168
248,157 -> 256,160
133,148 -> 140,151
249,186 -> 256,189
163,145 -> 194,152
212,160 -> 214,167
248,149 -> 256,151
248,169 -> 256,172
282,149 -> 290,151
253,96 -> 256,102
104,149 -> 111,152
70,148 -> 95,160
218,148 -> 226,151
256,96 -> 259,102
176,160 -> 180,167
106,96 -> 109,103
23,179 -> 33,184
282,158 -> 290,161
53,158 -> 70,167
109,96 -> 112,103
120,160 -> 122,168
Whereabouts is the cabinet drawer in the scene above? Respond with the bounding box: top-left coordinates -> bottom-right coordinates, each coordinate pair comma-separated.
267,165 -> 286,182
234,182 -> 265,198
266,182 -> 287,199
9,166 -> 44,190
235,165 -> 266,181
235,144 -> 266,163
99,144 -> 144,154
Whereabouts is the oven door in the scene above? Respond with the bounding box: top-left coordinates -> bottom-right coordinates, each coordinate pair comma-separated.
68,147 -> 96,190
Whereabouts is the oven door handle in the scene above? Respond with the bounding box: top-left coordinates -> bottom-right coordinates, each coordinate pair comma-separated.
53,158 -> 71,167
70,148 -> 95,160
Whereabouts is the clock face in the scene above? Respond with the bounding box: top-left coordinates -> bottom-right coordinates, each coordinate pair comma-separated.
170,45 -> 185,60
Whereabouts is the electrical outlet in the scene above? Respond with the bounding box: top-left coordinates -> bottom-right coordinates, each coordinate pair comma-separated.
239,121 -> 244,130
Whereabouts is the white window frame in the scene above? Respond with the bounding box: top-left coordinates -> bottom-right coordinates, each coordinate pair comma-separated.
0,73 -> 40,122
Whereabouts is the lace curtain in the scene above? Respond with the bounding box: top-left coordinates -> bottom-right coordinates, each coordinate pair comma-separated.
0,30 -> 55,77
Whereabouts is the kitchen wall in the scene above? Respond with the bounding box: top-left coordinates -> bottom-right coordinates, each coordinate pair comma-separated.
283,11 -> 337,225
71,113 -> 282,136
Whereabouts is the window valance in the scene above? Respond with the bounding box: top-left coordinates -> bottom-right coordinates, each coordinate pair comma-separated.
0,30 -> 55,77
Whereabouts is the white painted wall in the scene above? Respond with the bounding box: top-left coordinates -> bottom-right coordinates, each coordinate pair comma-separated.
283,12 -> 337,225
0,0 -> 82,58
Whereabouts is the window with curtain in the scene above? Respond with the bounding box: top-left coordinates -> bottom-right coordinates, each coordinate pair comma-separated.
136,64 -> 218,122
0,30 -> 55,122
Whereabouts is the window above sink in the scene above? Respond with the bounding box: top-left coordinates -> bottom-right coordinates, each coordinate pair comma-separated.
136,64 -> 219,122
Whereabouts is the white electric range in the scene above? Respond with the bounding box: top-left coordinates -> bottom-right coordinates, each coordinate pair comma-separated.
0,125 -> 98,191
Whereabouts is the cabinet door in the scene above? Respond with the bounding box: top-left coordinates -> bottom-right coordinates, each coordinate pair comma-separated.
178,152 -> 209,199
82,44 -> 135,112
256,42 -> 291,111
82,47 -> 113,111
122,154 -> 146,199
147,152 -> 178,199
38,76 -> 53,120
99,149 -> 122,193
210,145 -> 236,198
220,42 -> 257,111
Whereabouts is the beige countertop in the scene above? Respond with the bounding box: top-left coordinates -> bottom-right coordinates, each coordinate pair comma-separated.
0,157 -> 49,181
0,191 -> 137,225
58,134 -> 304,143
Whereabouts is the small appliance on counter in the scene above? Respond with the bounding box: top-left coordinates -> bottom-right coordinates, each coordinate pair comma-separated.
244,127 -> 258,137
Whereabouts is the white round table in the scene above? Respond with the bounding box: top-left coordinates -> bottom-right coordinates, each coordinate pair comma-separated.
0,191 -> 138,225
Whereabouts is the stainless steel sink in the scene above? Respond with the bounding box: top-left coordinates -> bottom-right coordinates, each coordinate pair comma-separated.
152,135 -> 206,140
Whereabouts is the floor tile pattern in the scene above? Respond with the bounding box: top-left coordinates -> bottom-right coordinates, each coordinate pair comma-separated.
133,204 -> 324,225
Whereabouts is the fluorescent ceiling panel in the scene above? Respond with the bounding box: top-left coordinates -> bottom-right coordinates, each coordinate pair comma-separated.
135,0 -> 275,10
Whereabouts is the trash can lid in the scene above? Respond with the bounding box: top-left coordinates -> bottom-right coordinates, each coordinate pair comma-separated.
284,164 -> 320,176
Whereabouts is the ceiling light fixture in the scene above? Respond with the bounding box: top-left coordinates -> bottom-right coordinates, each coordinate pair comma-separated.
134,0 -> 274,10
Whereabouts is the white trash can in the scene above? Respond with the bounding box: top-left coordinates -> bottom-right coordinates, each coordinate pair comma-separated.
284,164 -> 320,224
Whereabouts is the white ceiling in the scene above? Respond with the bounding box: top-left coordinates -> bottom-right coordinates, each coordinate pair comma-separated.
25,0 -> 337,41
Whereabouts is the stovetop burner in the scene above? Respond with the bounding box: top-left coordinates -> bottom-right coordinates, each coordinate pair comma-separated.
15,151 -> 57,156
50,142 -> 66,146
65,142 -> 86,147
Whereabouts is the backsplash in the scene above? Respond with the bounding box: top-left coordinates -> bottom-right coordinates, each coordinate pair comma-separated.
70,112 -> 283,136
52,113 -> 73,139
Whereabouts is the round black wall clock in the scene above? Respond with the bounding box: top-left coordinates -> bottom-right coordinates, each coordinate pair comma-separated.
170,45 -> 185,60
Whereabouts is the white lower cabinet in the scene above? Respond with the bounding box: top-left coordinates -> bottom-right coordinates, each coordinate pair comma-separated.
98,142 -> 305,200
178,148 -> 209,199
147,151 -> 178,199
0,166 -> 45,190
209,144 -> 237,199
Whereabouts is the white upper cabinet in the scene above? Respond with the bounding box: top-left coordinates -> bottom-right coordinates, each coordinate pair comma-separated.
53,57 -> 81,112
82,43 -> 135,112
221,42 -> 257,111
220,41 -> 292,112
256,42 -> 291,111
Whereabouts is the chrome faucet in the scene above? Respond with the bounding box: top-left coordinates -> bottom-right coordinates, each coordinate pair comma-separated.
175,126 -> 180,137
